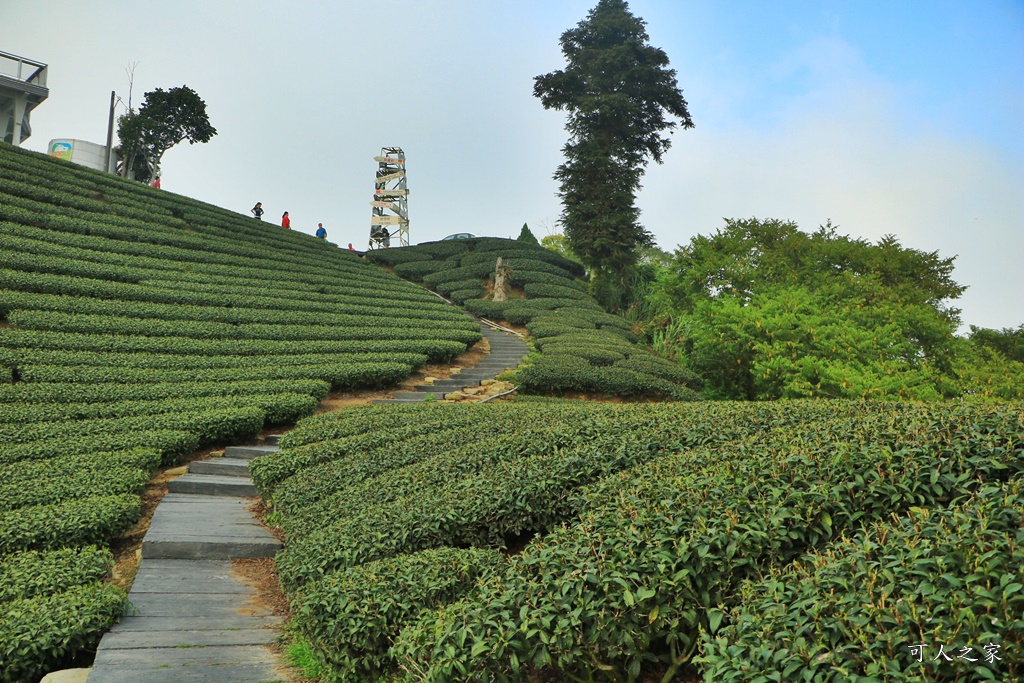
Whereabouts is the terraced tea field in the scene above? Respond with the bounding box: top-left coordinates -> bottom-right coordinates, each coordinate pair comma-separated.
366,240 -> 703,399
0,142 -> 478,680
1,143 -> 1020,683
260,399 -> 1022,682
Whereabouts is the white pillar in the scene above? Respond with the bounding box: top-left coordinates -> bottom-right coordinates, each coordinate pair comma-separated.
11,93 -> 26,146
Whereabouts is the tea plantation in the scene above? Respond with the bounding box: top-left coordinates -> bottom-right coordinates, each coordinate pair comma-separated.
3,140 -> 1021,683
256,399 -> 1022,682
0,142 -> 480,679
365,240 -> 702,399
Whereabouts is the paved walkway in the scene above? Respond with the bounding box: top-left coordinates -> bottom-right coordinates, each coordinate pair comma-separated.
87,443 -> 285,683
375,322 -> 529,404
87,321 -> 528,681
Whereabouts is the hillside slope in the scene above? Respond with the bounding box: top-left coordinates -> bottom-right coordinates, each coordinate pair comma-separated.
366,238 -> 702,399
0,142 -> 479,679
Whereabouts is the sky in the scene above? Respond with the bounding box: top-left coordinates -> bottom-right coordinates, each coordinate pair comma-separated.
3,0 -> 1022,331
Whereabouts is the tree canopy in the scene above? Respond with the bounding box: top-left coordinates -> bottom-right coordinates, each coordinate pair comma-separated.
648,218 -> 973,400
117,85 -> 216,182
535,0 -> 692,305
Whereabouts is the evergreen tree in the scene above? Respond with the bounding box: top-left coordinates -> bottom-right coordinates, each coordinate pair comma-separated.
516,223 -> 540,245
534,0 -> 692,305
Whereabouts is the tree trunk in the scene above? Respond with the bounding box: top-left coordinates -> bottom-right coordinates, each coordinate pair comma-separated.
493,257 -> 510,302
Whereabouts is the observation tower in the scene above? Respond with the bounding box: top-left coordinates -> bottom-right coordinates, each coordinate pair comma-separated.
0,51 -> 48,146
368,147 -> 408,249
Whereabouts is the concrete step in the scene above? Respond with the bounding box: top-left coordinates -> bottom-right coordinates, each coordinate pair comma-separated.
222,444 -> 278,460
413,380 -> 481,392
372,398 -> 432,404
167,474 -> 258,497
263,434 -> 283,446
141,494 -> 282,560
189,458 -> 251,478
393,391 -> 431,400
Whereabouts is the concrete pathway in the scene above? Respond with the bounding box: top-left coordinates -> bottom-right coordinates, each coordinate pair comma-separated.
86,321 -> 526,679
375,322 -> 529,404
87,441 -> 286,683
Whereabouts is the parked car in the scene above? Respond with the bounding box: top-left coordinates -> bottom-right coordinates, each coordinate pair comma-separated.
440,232 -> 477,240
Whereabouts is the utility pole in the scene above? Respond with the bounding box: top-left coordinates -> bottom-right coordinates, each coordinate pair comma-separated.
104,90 -> 116,174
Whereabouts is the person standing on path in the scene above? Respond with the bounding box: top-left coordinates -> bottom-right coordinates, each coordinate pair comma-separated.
316,223 -> 327,240
282,211 -> 291,229
251,202 -> 264,220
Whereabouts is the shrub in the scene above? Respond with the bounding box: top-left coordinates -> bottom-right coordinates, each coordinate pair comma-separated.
0,494 -> 142,553
392,403 -> 1022,682
0,582 -> 127,683
701,478 -> 1024,682
0,546 -> 114,603
293,548 -> 505,682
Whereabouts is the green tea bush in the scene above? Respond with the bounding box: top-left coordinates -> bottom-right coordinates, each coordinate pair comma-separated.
0,582 -> 127,683
0,392 -> 316,426
293,548 -> 505,682
435,278 -> 486,296
393,403 -> 1022,682
450,288 -> 485,304
0,378 -> 331,405
0,494 -> 142,553
0,431 -> 199,467
700,478 -> 1024,682
393,259 -> 446,281
0,546 -> 114,603
0,451 -> 156,511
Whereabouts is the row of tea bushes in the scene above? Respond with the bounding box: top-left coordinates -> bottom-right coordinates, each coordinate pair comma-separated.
701,477 -> 1023,682
252,399 -> 1021,682
392,402 -> 1022,682
0,547 -> 126,682
365,238 -> 699,399
0,142 -> 480,679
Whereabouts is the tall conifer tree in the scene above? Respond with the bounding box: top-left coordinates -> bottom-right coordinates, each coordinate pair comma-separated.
534,0 -> 692,306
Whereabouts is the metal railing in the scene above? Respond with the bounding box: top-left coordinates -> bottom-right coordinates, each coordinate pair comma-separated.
0,50 -> 48,88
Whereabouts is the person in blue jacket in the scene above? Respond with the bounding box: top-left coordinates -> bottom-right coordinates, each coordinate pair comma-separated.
315,223 -> 327,239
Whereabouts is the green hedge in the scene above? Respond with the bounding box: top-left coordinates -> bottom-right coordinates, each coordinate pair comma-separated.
516,354 -> 698,399
0,448 -> 159,511
0,392 -> 316,426
701,477 -> 1024,682
0,345 -> 429,373
0,546 -> 114,603
18,360 -> 414,392
0,328 -> 467,363
0,582 -> 127,683
0,494 -> 142,554
293,547 -> 505,682
0,289 -> 477,328
0,407 -> 264,449
391,403 -> 1022,682
273,403 -> 738,589
0,378 -> 331,405
0,431 -> 199,467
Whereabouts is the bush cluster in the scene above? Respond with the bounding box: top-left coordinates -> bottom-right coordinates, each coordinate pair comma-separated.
254,400 -> 1021,682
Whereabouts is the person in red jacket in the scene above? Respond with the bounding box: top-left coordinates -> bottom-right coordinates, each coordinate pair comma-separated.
282,211 -> 291,229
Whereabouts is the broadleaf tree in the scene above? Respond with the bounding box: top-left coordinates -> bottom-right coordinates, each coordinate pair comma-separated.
117,85 -> 216,183
655,218 -> 969,400
534,0 -> 693,309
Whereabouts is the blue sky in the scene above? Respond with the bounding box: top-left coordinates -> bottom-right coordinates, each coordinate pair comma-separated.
3,0 -> 1021,330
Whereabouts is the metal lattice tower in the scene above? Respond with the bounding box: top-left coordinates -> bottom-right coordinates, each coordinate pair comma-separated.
368,147 -> 409,249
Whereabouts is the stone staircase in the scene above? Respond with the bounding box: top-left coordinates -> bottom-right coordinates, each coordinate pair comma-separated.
375,323 -> 528,404
85,321 -> 526,679
87,437 -> 286,683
